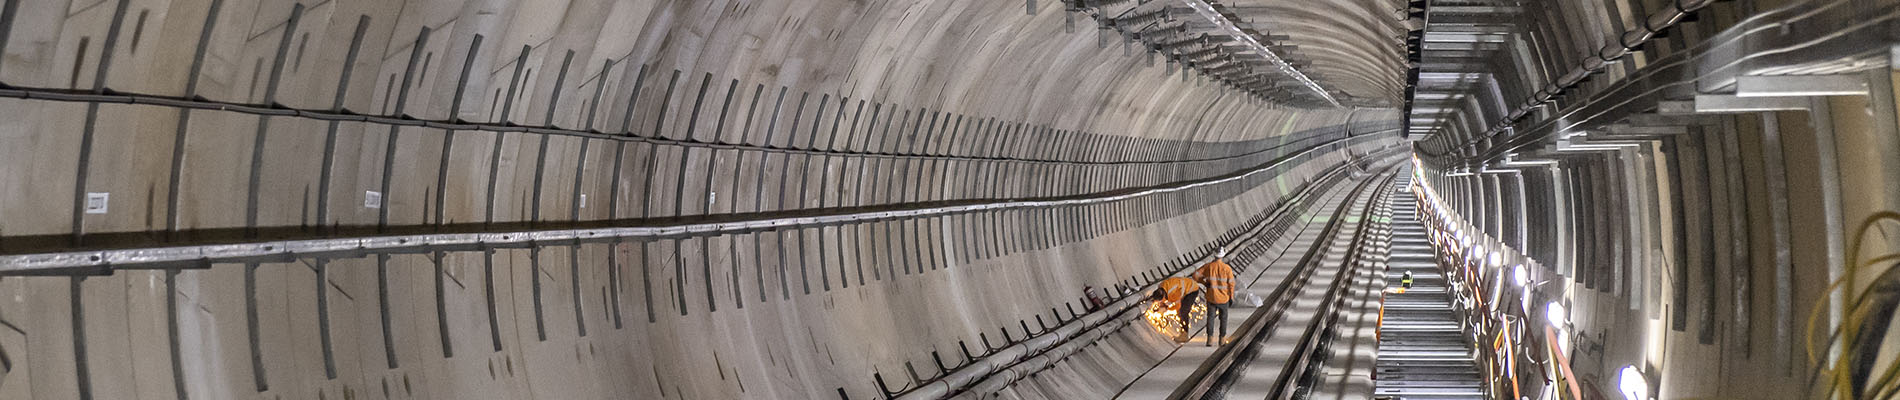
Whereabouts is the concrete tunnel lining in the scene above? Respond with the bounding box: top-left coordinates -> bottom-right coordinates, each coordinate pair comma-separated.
9,0 -> 1895,399
0,0 -> 1410,398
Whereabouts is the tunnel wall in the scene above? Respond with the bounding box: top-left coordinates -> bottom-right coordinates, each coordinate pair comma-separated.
0,0 -> 1378,244
1421,95 -> 1900,398
1403,0 -> 1900,398
0,133 -> 1400,400
0,0 -> 1405,399
1412,75 -> 1900,400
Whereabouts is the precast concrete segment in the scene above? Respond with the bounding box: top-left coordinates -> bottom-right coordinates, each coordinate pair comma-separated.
0,133 -> 1403,273
0,140 -> 1398,399
0,93 -> 1391,256
0,84 -> 1364,166
946,288 -> 1148,399
895,266 -> 1157,400
0,0 -> 1403,252
0,1 -> 1418,399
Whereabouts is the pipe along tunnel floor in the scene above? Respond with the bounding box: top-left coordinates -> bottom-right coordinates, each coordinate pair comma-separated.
1091,167 -> 1393,400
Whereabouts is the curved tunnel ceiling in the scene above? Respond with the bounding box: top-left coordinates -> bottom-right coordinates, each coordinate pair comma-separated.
1226,0 -> 1409,104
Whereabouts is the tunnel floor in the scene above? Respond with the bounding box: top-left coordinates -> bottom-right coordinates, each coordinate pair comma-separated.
1094,168 -> 1399,399
1373,185 -> 1483,399
1112,169 -> 1362,398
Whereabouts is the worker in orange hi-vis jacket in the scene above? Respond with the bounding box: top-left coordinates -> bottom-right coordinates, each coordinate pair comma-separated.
1151,276 -> 1203,340
1194,247 -> 1238,346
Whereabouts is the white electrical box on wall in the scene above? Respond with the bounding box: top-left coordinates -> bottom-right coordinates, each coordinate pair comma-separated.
85,192 -> 109,214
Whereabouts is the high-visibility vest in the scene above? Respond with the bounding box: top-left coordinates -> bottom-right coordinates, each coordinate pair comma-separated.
1158,277 -> 1199,303
1195,259 -> 1238,304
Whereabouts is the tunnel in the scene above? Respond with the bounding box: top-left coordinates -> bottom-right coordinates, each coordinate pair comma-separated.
0,0 -> 1897,399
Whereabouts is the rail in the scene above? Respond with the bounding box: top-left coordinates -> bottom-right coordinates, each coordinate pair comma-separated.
878,146 -> 1409,400
1274,170 -> 1395,399
1174,164 -> 1398,399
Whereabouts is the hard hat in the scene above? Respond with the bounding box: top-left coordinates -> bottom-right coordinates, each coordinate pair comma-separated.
1217,246 -> 1228,257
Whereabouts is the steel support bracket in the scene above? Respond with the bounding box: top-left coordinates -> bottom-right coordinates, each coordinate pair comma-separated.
1693,95 -> 1811,113
1736,75 -> 1869,97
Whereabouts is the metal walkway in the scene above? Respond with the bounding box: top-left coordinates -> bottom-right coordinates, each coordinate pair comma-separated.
1373,179 -> 1484,399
